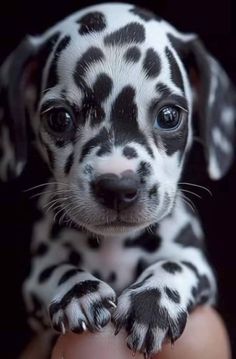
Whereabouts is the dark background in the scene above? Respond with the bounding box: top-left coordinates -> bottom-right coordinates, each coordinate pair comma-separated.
0,0 -> 235,357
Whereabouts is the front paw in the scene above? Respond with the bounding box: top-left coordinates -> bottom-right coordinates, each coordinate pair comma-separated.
113,282 -> 187,357
49,278 -> 116,334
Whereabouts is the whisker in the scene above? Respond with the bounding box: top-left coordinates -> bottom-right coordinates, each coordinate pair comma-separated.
179,182 -> 212,196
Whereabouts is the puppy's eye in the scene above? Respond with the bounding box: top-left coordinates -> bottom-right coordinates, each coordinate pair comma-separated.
155,106 -> 181,130
43,109 -> 74,134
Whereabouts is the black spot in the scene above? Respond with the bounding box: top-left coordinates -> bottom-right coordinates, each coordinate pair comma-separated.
156,82 -> 172,97
145,329 -> 155,356
46,35 -> 71,89
74,47 -> 105,87
137,161 -> 152,183
167,310 -> 187,342
162,261 -> 182,274
80,127 -> 111,163
93,73 -> 113,103
149,185 -> 158,198
124,227 -> 161,253
96,143 -> 112,157
38,264 -> 59,283
58,268 -> 79,285
91,300 -> 111,328
129,273 -> 153,290
130,288 -> 161,325
123,146 -> 138,159
135,258 -> 148,278
165,46 -> 184,93
175,224 -> 204,249
181,261 -> 199,277
69,250 -> 82,266
110,86 -> 154,156
33,242 -> 49,257
82,94 -> 106,128
78,12 -> 106,35
143,48 -> 161,78
124,46 -> 141,63
104,22 -> 145,46
130,6 -> 161,22
92,270 -> 103,280
108,271 -> 117,283
164,287 -> 181,303
87,236 -> 101,249
64,152 -> 74,175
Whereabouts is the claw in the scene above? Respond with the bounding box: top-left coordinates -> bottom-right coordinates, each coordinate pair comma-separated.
81,321 -> 87,331
107,299 -> 117,309
60,321 -> 66,335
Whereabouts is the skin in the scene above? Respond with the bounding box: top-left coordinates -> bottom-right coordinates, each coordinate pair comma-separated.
21,307 -> 231,359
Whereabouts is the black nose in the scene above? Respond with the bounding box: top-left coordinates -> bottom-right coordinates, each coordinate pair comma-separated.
93,171 -> 140,210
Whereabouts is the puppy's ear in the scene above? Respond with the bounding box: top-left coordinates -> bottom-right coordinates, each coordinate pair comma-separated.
0,33 -> 60,182
169,33 -> 236,180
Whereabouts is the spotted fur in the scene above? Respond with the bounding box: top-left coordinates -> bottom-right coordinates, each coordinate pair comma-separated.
0,3 -> 235,358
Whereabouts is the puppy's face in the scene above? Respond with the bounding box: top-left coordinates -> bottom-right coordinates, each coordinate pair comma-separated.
33,4 -> 193,235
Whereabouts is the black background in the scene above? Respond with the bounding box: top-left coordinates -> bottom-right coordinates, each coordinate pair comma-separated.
0,1 -> 236,357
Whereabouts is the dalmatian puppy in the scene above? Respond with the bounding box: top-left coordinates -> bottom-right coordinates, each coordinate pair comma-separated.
0,3 -> 235,357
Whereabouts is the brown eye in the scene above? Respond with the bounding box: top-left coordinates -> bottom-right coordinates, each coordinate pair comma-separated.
155,106 -> 181,130
43,109 -> 74,134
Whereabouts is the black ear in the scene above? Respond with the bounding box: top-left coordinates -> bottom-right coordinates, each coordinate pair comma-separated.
0,32 -> 60,182
169,34 -> 236,180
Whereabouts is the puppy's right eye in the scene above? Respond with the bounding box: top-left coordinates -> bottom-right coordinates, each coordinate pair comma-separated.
42,109 -> 74,134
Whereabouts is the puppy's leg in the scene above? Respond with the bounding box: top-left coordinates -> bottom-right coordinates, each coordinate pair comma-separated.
114,236 -> 216,357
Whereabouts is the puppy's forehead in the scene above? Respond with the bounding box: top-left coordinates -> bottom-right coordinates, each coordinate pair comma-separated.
41,3 -> 189,109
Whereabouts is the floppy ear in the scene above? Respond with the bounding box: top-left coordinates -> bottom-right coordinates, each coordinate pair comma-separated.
169,34 -> 236,180
0,32 -> 60,182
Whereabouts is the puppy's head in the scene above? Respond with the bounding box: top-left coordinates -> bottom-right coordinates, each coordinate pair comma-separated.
0,3 -> 235,235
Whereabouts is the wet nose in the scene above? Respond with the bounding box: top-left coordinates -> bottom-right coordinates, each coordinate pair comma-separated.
93,170 -> 140,210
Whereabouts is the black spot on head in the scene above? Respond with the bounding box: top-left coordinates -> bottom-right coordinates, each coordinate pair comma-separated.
80,127 -> 111,163
156,82 -> 172,98
38,264 -> 59,283
33,242 -> 49,257
175,224 -> 204,249
130,6 -> 161,22
69,250 -> 82,266
58,268 -> 79,285
104,22 -> 145,46
64,152 -> 74,175
124,226 -> 161,253
124,46 -> 141,63
137,161 -> 152,183
123,146 -> 138,159
165,46 -> 184,93
143,48 -> 161,79
162,261 -> 182,274
74,47 -> 105,88
164,287 -> 181,303
46,35 -> 71,90
93,73 -> 113,103
87,236 -> 101,249
78,12 -> 106,35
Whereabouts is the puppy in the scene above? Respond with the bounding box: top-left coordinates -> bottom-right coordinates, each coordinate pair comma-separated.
0,3 -> 235,357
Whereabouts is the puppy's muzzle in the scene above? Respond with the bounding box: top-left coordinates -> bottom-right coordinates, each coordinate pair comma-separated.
92,170 -> 140,210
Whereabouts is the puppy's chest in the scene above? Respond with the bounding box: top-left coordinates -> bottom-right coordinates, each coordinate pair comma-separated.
69,234 -> 160,294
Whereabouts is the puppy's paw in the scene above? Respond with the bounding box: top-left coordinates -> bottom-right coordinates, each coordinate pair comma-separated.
113,277 -> 188,357
49,277 -> 116,334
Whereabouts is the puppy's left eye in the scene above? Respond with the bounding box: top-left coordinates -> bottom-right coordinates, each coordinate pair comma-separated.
155,106 -> 181,130
43,109 -> 74,134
